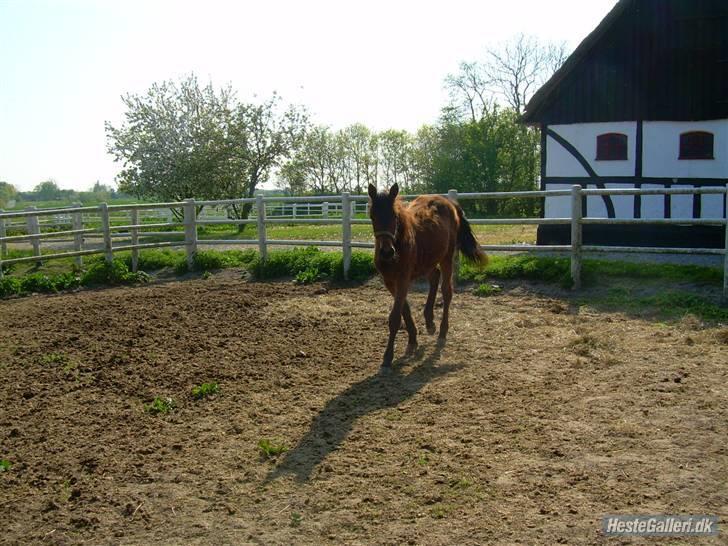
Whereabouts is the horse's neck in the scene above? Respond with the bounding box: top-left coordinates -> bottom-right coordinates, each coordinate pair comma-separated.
394,207 -> 414,248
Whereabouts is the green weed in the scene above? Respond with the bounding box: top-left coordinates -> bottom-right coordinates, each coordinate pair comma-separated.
258,439 -> 288,459
191,382 -> 220,400
81,258 -> 150,286
0,459 -> 11,472
473,283 -> 502,297
145,397 -> 175,414
41,353 -> 70,366
290,512 -> 303,527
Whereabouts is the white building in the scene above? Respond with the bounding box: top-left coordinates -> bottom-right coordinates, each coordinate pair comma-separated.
522,0 -> 727,247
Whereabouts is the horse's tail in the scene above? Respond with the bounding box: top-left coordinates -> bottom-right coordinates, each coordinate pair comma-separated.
455,205 -> 488,267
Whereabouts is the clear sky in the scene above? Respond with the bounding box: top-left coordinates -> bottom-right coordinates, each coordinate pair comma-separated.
0,0 -> 618,192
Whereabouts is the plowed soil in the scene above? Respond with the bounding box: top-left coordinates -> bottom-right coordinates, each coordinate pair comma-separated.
1,274 -> 726,545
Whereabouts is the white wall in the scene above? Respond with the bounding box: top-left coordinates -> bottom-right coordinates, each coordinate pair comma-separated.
544,119 -> 727,219
547,122 -> 637,177
642,119 -> 728,178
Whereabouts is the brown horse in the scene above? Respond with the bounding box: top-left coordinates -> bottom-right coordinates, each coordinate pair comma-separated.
368,183 -> 487,371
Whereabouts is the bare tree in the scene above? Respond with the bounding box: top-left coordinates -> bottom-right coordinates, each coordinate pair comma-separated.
445,35 -> 568,118
444,61 -> 493,122
485,34 -> 568,114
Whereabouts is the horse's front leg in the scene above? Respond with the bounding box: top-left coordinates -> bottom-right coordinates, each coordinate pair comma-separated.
382,286 -> 409,370
402,299 -> 417,355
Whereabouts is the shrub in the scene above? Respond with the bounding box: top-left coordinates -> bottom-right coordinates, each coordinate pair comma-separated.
251,247 -> 374,283
0,276 -> 21,298
81,258 -> 150,286
473,283 -> 502,297
186,249 -> 258,273
122,249 -> 186,272
0,272 -> 81,297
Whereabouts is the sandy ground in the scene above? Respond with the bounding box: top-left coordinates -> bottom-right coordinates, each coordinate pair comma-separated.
1,274 -> 726,545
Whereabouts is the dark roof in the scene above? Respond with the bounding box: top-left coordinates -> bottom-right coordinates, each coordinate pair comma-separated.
522,0 -> 728,125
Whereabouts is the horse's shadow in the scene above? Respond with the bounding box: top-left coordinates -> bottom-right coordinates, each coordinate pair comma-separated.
265,343 -> 459,483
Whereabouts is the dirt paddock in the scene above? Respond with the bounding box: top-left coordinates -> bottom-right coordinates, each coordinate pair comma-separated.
1,274 -> 726,545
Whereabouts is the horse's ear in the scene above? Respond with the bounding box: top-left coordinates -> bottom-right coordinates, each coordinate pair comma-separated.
368,184 -> 377,200
389,183 -> 399,199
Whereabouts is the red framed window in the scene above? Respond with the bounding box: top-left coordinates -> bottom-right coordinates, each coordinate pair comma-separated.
596,133 -> 628,160
679,131 -> 714,160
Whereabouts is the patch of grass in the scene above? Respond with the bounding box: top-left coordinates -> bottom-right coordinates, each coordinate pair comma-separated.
582,289 -> 728,323
430,503 -> 454,519
294,268 -> 324,285
41,353 -> 70,366
449,477 -> 474,490
124,249 -> 186,272
473,283 -> 502,297
187,249 -> 258,273
0,272 -> 81,297
460,254 -> 723,290
81,258 -> 150,286
191,382 -> 220,400
258,438 -> 288,459
582,259 -> 723,285
290,512 -> 303,527
569,334 -> 602,357
251,247 -> 374,283
460,255 -> 572,286
145,396 -> 175,414
0,459 -> 11,472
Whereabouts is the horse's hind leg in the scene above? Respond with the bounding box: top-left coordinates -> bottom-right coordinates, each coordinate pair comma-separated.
424,268 -> 440,335
438,257 -> 454,342
402,299 -> 417,355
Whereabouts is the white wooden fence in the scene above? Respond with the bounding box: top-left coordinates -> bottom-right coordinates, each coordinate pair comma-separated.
1,186 -> 727,297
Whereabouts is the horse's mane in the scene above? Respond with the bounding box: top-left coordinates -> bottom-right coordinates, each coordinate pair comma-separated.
392,196 -> 416,248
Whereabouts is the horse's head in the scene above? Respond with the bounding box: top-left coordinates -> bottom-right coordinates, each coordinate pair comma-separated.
368,183 -> 399,263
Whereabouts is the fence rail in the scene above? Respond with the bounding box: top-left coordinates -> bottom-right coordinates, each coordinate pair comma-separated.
1,186 -> 727,297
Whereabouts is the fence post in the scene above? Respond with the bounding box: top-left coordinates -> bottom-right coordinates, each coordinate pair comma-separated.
184,199 -> 198,271
323,202 -> 329,219
342,192 -> 352,280
26,206 -> 42,266
723,184 -> 728,301
130,209 -> 139,272
256,194 -> 267,261
0,208 -> 6,258
570,185 -> 583,290
71,203 -> 84,269
0,209 -> 4,279
99,203 -> 113,264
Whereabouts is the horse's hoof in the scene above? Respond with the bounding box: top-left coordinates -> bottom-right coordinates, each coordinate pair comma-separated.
426,324 -> 436,335
405,343 -> 418,356
437,335 -> 447,347
379,365 -> 393,375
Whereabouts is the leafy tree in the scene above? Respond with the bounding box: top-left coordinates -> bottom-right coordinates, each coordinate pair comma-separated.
340,124 -> 378,194
33,179 -> 63,201
429,107 -> 540,216
106,74 -> 307,218
378,129 -> 417,192
0,181 -> 17,208
278,126 -> 337,194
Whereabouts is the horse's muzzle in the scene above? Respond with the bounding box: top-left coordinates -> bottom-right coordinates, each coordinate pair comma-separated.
379,247 -> 396,262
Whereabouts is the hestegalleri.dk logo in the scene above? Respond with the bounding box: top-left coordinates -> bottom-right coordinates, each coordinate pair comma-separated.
602,515 -> 719,536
